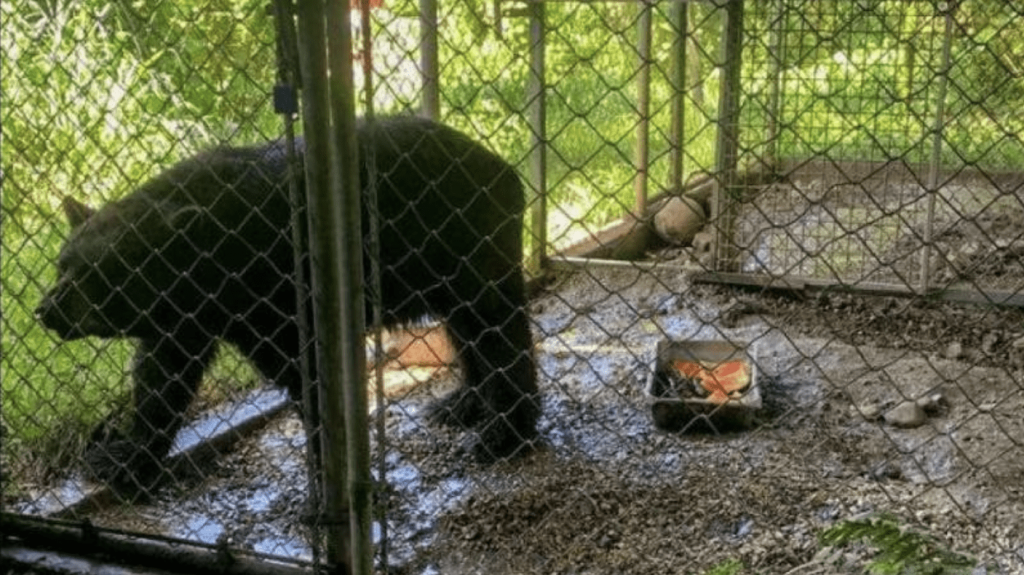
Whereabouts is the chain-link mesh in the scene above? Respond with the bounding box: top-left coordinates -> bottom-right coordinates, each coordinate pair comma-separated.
735,1 -> 1024,292
1,0 -> 309,565
4,0 -> 1024,574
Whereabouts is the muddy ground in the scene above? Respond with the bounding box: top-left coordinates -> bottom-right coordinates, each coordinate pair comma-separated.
71,264 -> 1024,575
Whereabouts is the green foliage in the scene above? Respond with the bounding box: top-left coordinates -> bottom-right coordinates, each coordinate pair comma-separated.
1,0 -> 272,488
820,515 -> 976,575
412,0 -> 720,247
1,0 -> 279,214
104,0 -> 280,141
701,558 -> 746,575
742,1 -> 1024,169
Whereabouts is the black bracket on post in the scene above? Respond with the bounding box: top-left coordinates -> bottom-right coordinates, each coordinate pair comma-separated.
274,84 -> 299,116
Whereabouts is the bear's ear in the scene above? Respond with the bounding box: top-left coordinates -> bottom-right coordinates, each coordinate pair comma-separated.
167,205 -> 206,233
62,197 -> 95,228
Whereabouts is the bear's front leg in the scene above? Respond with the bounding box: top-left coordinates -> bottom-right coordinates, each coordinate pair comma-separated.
85,335 -> 217,496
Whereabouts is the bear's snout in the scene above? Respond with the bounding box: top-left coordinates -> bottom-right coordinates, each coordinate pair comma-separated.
36,296 -> 80,339
35,285 -> 97,340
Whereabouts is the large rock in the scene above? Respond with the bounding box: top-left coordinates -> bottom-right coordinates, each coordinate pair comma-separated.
653,196 -> 706,246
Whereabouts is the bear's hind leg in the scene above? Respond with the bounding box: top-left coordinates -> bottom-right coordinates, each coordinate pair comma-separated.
429,298 -> 538,462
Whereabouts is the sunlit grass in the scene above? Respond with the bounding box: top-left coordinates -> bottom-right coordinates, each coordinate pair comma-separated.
0,218 -> 261,489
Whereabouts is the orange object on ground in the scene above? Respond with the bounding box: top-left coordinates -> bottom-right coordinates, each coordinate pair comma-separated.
386,326 -> 454,367
672,359 -> 751,404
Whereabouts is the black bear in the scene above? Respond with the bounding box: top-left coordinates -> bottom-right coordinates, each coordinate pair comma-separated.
36,116 -> 539,491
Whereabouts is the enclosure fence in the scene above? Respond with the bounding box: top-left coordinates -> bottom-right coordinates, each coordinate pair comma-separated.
3,1 -> 1024,574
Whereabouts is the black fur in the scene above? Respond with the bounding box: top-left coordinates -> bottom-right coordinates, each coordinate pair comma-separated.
36,117 -> 539,491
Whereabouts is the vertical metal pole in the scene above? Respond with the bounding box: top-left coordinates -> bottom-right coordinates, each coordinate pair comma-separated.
712,0 -> 744,272
669,0 -> 688,192
324,0 -> 373,573
420,0 -> 440,119
294,0 -> 351,572
765,0 -> 785,171
272,0 -> 321,570
527,0 -> 547,276
634,0 -> 652,216
920,4 -> 954,293
357,0 -> 388,570
359,0 -> 375,109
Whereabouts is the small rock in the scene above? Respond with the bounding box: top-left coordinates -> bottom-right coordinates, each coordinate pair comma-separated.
945,341 -> 963,359
884,401 -> 927,428
1011,335 -> 1024,350
733,518 -> 754,538
856,402 -> 882,420
598,530 -> 619,549
959,241 -> 981,257
981,331 -> 999,355
916,392 -> 945,414
868,460 -> 903,481
691,231 -> 716,268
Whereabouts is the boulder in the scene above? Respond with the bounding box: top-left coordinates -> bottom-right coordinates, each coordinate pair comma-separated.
653,196 -> 706,246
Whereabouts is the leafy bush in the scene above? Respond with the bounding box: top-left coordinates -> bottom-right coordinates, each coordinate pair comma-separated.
820,515 -> 976,575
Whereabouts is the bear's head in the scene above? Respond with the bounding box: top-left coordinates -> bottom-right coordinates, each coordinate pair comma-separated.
36,196 -> 204,340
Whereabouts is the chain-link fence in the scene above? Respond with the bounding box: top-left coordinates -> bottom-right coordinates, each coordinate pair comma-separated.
4,0 -> 1024,573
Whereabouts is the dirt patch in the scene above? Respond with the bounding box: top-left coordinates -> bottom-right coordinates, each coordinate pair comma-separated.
413,268 -> 1024,574
718,161 -> 1024,293
709,285 -> 1024,371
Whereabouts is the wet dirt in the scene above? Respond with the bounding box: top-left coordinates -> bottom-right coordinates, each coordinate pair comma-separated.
80,264 -> 1024,574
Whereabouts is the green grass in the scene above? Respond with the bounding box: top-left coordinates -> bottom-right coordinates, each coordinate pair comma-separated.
700,559 -> 746,575
1,0 -> 273,490
1,218 -> 260,490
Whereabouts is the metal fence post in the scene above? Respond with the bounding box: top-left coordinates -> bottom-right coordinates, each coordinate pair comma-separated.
634,0 -> 652,217
420,0 -> 440,120
356,0 -> 388,569
669,0 -> 688,192
712,0 -> 744,273
273,0 -> 322,568
920,3 -> 954,293
294,0 -> 352,570
765,0 -> 786,172
295,0 -> 372,572
325,0 -> 372,572
527,0 -> 547,276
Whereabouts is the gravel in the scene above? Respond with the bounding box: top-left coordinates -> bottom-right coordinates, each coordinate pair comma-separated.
36,264 -> 1024,574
